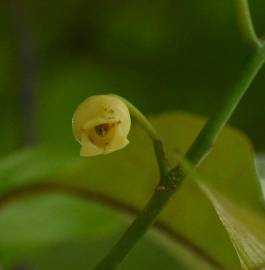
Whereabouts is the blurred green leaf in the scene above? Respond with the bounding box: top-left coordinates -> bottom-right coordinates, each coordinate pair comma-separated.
0,198 -> 125,268
0,195 -> 123,245
200,183 -> 265,270
0,145 -> 78,192
24,237 -> 185,270
0,112 -> 262,269
56,112 -> 263,269
179,152 -> 265,270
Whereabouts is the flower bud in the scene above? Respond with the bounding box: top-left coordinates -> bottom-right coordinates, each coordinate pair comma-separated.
72,95 -> 131,157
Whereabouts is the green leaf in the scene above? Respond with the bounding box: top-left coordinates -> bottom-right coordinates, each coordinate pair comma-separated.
0,145 -> 79,192
17,237 -> 185,270
56,112 -> 263,269
0,146 -> 125,263
0,112 -> 262,269
0,146 -> 184,269
200,183 -> 265,270
0,195 -> 124,246
179,152 -> 265,270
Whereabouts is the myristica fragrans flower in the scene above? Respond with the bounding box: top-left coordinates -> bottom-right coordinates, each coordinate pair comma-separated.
72,95 -> 131,157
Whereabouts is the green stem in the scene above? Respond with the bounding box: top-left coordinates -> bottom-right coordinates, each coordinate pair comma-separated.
0,181 -> 223,269
182,47 -> 265,167
112,95 -> 160,142
94,187 -> 177,270
124,98 -> 171,177
94,46 -> 265,270
234,0 -> 261,47
113,94 -> 171,178
94,2 -> 265,268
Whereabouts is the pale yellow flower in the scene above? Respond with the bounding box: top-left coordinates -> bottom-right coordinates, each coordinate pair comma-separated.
72,95 -> 131,157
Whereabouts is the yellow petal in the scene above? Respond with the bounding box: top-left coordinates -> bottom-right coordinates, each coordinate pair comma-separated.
104,126 -> 129,154
80,133 -> 103,157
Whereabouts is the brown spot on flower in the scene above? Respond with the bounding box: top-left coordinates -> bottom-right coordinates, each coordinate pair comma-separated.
94,123 -> 111,137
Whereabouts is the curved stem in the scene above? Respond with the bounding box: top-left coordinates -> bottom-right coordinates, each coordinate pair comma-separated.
0,182 -> 223,270
234,0 -> 261,48
113,94 -> 170,178
94,36 -> 265,270
112,95 -> 160,142
125,99 -> 171,178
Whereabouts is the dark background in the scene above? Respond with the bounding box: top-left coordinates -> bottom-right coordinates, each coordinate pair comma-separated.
1,0 -> 265,156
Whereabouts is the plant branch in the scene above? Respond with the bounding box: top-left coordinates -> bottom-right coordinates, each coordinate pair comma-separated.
234,0 -> 261,48
113,95 -> 170,178
94,14 -> 265,270
0,182 -> 223,270
112,95 -> 160,142
180,47 -> 265,167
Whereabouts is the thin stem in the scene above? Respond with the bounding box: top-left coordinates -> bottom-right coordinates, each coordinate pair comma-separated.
182,47 -> 265,167
94,44 -> 265,270
113,94 -> 171,178
153,140 -> 171,180
125,100 -> 171,177
234,0 -> 261,47
113,95 -> 161,141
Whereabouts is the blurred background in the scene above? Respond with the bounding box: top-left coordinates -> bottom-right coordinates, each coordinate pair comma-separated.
0,0 -> 265,269
1,0 -> 265,154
